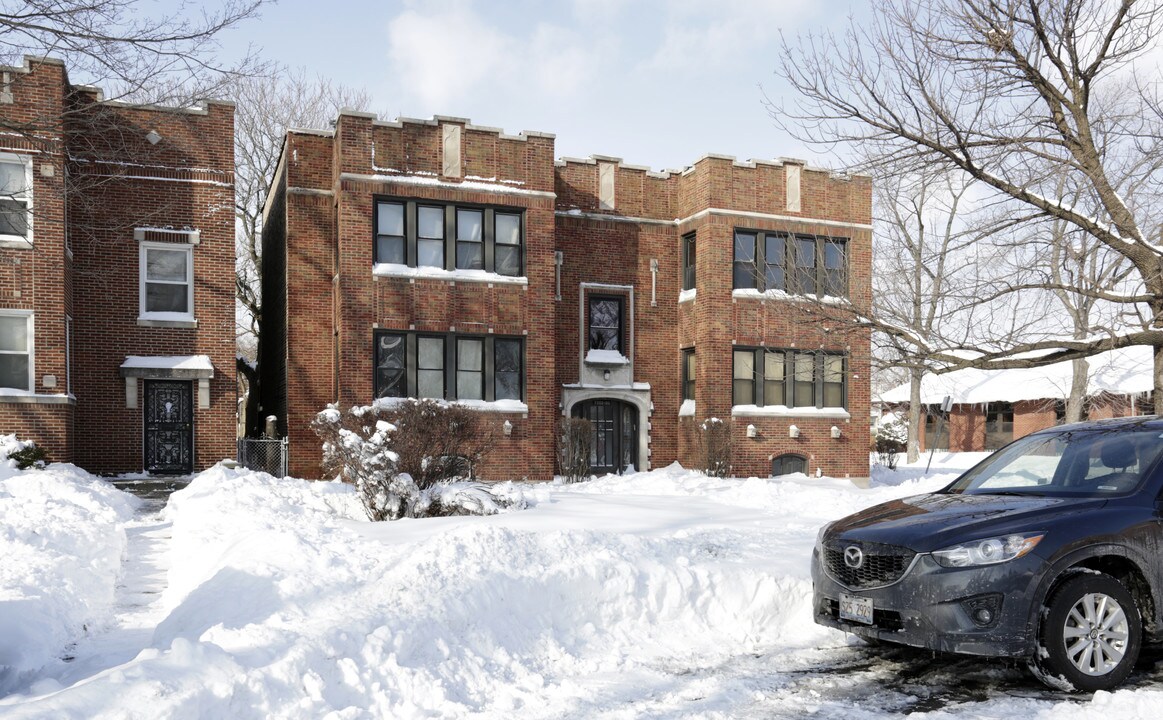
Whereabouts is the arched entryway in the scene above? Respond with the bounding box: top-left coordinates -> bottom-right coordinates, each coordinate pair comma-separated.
772,453 -> 808,477
573,398 -> 639,475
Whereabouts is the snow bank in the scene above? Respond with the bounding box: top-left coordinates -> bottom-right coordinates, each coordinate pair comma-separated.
0,436 -> 139,693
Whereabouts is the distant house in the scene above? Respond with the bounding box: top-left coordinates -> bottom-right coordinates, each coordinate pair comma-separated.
257,112 -> 873,481
0,57 -> 236,474
879,347 -> 1153,452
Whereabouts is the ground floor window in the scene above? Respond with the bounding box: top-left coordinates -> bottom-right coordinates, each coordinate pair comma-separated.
733,347 -> 847,409
772,454 -> 807,477
924,407 -> 949,451
985,402 -> 1014,451
374,330 -> 524,403
0,311 -> 32,392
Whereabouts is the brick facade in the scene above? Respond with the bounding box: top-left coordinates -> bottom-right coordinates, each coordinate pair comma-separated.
0,58 -> 236,474
260,113 -> 872,482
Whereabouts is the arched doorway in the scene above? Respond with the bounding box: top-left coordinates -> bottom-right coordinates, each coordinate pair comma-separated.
772,454 -> 808,477
573,398 -> 639,475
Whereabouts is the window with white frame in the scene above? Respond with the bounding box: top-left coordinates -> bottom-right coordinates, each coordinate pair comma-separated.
0,312 -> 33,392
140,242 -> 194,320
0,154 -> 32,244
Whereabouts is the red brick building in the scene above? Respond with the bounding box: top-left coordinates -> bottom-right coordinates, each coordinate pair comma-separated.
0,57 -> 236,474
259,112 -> 871,481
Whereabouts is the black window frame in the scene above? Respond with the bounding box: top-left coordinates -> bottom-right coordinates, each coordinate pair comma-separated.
732,229 -> 850,298
372,330 -> 525,403
681,231 -> 696,291
588,294 -> 624,353
681,347 -> 695,401
732,346 -> 848,409
372,196 -> 525,276
772,454 -> 808,477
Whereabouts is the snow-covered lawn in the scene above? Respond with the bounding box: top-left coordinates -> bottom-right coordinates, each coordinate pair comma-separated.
3,448 -> 1163,717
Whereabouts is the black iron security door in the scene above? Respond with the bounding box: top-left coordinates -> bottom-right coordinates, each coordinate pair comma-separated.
573,399 -> 638,475
144,380 -> 193,474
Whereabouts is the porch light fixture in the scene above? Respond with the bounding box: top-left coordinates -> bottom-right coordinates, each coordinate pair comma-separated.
503,419 -> 513,437
603,369 -> 611,381
746,424 -> 758,439
831,425 -> 842,439
789,425 -> 800,439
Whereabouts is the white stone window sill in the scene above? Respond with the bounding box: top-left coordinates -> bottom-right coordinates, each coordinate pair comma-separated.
0,391 -> 76,405
138,314 -> 197,329
584,349 -> 630,366
0,237 -> 33,250
678,289 -> 696,303
372,263 -> 528,286
731,404 -> 851,419
679,399 -> 695,417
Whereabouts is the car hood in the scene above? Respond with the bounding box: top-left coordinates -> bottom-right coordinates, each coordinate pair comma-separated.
827,493 -> 1106,552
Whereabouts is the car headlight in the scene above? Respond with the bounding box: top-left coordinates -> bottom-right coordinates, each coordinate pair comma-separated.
931,533 -> 1044,568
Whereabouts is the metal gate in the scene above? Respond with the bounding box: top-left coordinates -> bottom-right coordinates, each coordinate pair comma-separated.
237,437 -> 288,478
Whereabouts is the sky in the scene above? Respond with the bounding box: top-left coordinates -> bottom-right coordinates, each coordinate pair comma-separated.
209,0 -> 868,173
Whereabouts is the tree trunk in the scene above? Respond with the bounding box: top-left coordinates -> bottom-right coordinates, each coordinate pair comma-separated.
907,366 -> 923,464
237,356 -> 262,438
1065,357 -> 1089,423
1155,344 -> 1163,414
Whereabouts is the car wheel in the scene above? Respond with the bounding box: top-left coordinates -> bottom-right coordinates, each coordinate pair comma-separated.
1029,572 -> 1141,692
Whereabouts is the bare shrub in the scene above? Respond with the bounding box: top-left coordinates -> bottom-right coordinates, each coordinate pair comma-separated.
558,417 -> 592,483
698,418 -> 732,477
312,400 -> 504,521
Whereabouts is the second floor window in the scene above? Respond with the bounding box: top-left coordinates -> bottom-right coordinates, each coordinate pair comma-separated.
733,229 -> 849,298
140,243 -> 193,318
589,296 -> 623,353
0,155 -> 30,244
681,348 -> 695,401
681,232 -> 696,291
374,198 -> 523,277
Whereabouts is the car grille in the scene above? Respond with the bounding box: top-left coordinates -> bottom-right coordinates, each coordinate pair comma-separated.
823,541 -> 916,589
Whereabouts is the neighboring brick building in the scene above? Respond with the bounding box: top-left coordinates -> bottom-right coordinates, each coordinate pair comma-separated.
0,57 -> 236,474
880,347 -> 1153,452
259,112 -> 872,481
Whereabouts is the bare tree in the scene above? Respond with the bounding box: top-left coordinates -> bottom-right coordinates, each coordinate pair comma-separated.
0,0 -> 266,111
776,0 -> 1163,395
230,68 -> 371,433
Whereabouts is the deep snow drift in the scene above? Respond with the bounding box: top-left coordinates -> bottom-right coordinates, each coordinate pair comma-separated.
2,450 -> 1163,718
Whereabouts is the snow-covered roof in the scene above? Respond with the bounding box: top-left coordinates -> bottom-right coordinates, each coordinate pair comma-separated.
119,355 -> 215,379
879,346 -> 1152,405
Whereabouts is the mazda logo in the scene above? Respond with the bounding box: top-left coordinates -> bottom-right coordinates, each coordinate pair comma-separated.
844,545 -> 864,569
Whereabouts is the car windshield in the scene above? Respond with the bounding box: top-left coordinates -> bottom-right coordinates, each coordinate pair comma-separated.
943,425 -> 1163,497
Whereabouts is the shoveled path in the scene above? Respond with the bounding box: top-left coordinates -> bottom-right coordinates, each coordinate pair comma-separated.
16,478 -> 188,695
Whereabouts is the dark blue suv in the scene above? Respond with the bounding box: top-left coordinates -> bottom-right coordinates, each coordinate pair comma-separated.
813,417 -> 1163,691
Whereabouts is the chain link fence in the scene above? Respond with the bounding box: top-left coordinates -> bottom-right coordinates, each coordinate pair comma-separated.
237,437 -> 288,478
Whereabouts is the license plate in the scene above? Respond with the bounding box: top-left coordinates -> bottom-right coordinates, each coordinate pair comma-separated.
839,592 -> 874,625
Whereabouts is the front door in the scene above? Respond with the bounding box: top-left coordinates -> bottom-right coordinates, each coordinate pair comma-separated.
144,380 -> 193,474
573,399 -> 638,475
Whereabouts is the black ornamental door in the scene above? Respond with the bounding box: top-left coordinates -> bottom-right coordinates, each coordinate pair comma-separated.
144,380 -> 193,474
573,399 -> 638,475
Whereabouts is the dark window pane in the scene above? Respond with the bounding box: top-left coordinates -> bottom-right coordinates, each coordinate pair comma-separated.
145,283 -> 188,313
682,233 -> 696,291
417,206 -> 443,239
456,241 -> 483,270
376,235 -> 404,264
824,239 -> 847,297
733,262 -> 757,289
765,234 -> 786,291
0,199 -> 28,237
496,213 -> 521,245
589,298 -> 622,351
796,237 -> 817,295
0,354 -> 29,391
495,339 -> 522,401
495,245 -> 520,276
377,202 -> 404,236
682,350 -> 695,400
375,334 -> 405,398
734,232 -> 756,262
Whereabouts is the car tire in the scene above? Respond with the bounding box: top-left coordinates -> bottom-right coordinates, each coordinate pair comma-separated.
1029,572 -> 1141,692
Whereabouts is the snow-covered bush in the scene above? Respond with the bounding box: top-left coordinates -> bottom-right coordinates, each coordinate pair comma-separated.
313,400 -> 510,521
6,441 -> 49,470
697,417 -> 732,477
874,414 -> 908,469
558,416 -> 592,483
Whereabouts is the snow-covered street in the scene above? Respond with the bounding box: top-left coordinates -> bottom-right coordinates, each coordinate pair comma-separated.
3,445 -> 1163,718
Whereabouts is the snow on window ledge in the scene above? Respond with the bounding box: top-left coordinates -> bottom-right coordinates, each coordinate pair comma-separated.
731,288 -> 850,306
0,237 -> 32,250
678,289 -> 696,303
373,396 -> 529,415
372,263 -> 528,286
138,313 -> 197,329
679,399 -> 696,417
731,404 -> 851,419
584,349 -> 630,366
